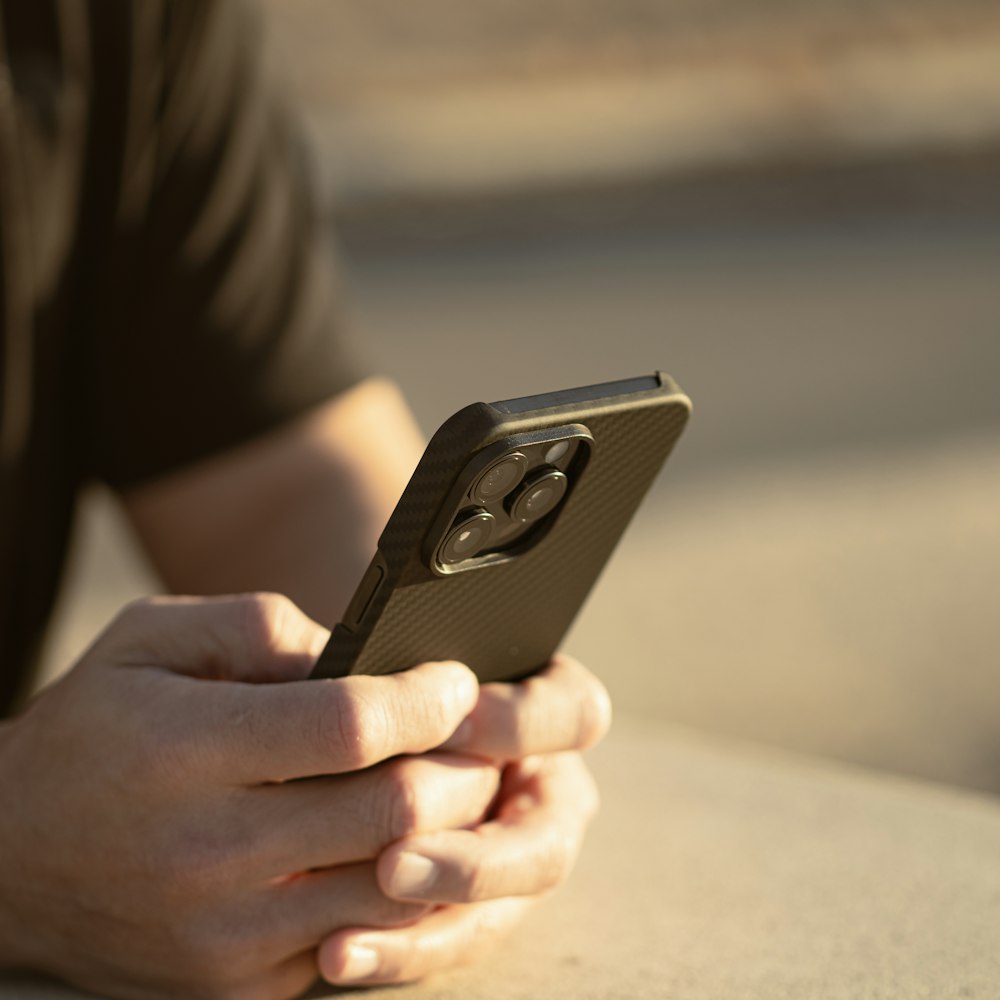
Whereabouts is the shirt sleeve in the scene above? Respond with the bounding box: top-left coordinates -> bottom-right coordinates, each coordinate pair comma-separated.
84,0 -> 369,488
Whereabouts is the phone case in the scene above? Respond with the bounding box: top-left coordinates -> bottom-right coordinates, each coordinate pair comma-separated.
311,372 -> 691,683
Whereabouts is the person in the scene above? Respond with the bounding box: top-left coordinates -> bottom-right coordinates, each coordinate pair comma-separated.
0,2 -> 611,998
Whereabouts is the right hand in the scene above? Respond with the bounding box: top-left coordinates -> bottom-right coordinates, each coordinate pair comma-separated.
0,594 -> 497,1000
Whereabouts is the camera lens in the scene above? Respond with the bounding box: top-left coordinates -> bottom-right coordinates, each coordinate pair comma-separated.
510,470 -> 569,523
472,453 -> 527,503
439,510 -> 496,565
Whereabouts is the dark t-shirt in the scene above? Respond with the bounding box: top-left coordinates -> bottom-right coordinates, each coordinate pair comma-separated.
0,1 -> 365,713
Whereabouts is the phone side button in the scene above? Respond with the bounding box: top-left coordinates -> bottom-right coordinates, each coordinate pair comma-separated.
343,562 -> 385,629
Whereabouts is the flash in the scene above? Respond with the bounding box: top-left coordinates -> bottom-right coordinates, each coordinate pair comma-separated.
544,440 -> 570,464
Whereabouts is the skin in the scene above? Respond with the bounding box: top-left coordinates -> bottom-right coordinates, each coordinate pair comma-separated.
0,379 -> 611,997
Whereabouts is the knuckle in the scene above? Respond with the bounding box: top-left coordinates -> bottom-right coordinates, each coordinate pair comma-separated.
466,857 -> 500,903
381,762 -> 424,840
111,595 -> 160,634
314,683 -> 387,771
236,592 -> 293,652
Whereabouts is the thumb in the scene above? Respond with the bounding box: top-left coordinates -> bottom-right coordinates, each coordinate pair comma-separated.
97,593 -> 330,683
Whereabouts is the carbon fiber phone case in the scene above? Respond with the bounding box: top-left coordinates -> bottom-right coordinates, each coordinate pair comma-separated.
311,372 -> 691,682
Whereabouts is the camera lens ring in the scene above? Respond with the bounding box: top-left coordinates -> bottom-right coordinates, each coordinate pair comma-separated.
471,452 -> 528,504
438,510 -> 496,565
510,469 -> 569,523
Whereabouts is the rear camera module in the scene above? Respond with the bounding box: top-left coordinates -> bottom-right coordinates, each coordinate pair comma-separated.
471,452 -> 527,503
438,510 -> 496,565
510,469 -> 569,523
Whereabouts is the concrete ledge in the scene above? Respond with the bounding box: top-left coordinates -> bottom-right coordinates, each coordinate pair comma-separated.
4,716 -> 999,998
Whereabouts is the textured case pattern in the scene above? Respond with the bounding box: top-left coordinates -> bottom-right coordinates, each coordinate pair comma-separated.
315,386 -> 689,683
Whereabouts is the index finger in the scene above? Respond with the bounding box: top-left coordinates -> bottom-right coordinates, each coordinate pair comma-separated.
172,660 -> 480,784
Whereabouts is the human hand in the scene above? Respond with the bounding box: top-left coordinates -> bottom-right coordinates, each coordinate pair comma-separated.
0,594 -> 498,1000
318,654 -> 611,985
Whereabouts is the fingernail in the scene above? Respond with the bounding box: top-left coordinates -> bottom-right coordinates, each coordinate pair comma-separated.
388,851 -> 438,898
338,943 -> 381,983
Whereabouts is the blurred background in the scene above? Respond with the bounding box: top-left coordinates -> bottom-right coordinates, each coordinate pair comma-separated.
42,0 -> 1000,792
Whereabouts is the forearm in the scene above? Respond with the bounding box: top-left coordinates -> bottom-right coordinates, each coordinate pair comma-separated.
122,378 -> 425,626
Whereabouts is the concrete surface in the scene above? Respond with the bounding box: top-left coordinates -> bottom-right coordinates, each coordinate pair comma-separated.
4,715 -> 1000,998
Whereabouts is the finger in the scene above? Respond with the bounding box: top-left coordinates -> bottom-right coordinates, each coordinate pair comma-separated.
106,593 -> 330,683
263,864 -> 430,955
166,659 -> 479,784
442,654 -> 611,759
170,866 -> 428,984
205,950 -> 320,1000
258,949 -> 321,1000
244,754 -> 500,878
376,752 -> 598,904
317,898 -> 536,986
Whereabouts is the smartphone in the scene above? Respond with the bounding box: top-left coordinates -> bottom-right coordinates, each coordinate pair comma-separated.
310,372 -> 691,683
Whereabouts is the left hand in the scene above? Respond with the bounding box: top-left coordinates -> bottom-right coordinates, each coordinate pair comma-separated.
317,654 -> 611,986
